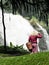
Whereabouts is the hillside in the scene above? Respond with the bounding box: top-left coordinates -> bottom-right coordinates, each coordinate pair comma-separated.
0,52 -> 49,65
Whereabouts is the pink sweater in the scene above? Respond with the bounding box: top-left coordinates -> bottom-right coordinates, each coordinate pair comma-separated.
28,33 -> 42,43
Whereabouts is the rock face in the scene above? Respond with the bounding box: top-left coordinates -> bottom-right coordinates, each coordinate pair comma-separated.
0,9 -> 38,50
36,23 -> 49,51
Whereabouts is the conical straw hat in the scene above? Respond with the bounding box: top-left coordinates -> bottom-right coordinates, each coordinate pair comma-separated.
31,30 -> 38,35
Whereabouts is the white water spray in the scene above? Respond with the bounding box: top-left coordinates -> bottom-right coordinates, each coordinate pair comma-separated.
36,23 -> 49,50
0,9 -> 39,50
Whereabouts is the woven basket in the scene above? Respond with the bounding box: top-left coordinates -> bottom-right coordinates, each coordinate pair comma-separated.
26,42 -> 32,49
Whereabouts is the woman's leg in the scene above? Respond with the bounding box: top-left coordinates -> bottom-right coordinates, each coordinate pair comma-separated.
32,43 -> 38,53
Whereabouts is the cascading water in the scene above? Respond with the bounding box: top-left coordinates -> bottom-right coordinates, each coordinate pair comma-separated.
36,23 -> 49,50
0,9 -> 39,50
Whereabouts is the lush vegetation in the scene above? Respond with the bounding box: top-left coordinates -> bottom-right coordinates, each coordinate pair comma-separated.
0,52 -> 49,65
0,44 -> 29,56
0,0 -> 49,26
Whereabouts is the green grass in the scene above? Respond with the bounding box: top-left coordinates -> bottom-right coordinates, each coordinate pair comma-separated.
0,52 -> 49,65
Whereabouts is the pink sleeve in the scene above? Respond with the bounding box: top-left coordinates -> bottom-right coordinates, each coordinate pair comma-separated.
37,33 -> 42,38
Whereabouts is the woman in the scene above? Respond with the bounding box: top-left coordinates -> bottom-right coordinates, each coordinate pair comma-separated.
28,31 -> 42,53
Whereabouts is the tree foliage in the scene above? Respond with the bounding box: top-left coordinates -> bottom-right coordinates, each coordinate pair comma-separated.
0,0 -> 49,26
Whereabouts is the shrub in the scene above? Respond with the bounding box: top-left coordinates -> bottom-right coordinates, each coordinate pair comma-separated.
0,43 -> 29,55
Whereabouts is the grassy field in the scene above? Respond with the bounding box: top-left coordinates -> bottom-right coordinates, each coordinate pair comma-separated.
0,52 -> 49,65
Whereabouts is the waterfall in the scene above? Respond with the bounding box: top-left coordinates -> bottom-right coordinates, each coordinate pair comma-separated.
0,9 -> 39,50
36,23 -> 49,50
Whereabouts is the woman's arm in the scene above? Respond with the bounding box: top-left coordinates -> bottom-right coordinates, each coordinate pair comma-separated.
37,33 -> 42,38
